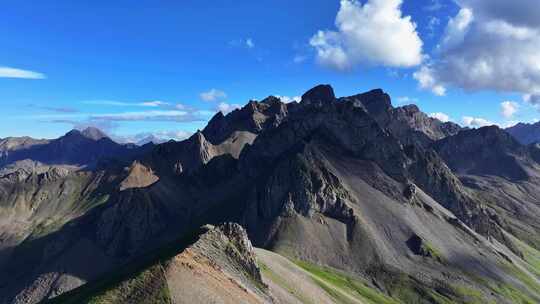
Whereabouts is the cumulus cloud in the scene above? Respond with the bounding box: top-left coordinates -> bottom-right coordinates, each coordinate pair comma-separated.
413,65 -> 446,96
0,66 -> 45,79
246,38 -> 255,49
276,95 -> 301,103
200,89 -> 227,102
310,0 -> 423,71
462,116 -> 494,127
217,102 -> 241,114
430,112 -> 451,122
457,0 -> 540,28
500,101 -> 519,118
415,0 -> 540,97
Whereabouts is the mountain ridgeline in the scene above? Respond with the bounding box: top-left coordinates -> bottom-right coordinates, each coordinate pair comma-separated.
0,85 -> 539,304
506,121 -> 540,145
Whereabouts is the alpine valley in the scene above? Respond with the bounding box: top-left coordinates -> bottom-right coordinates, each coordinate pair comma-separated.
1,85 -> 539,304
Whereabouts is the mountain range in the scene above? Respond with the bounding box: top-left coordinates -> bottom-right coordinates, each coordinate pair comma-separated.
506,122 -> 540,145
0,85 -> 539,304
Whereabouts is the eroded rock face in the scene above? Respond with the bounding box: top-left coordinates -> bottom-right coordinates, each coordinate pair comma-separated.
340,89 -> 461,146
201,223 -> 263,284
202,97 -> 289,145
434,126 -> 532,180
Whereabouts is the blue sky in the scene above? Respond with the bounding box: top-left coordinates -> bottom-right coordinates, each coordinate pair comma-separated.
2,0 -> 539,141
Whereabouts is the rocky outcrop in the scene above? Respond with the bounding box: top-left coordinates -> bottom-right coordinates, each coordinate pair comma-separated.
202,97 -> 288,145
340,89 -> 461,146
300,84 -> 335,106
46,223 -> 272,304
119,161 -> 159,191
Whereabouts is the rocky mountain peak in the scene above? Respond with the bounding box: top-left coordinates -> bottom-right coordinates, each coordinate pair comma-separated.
349,88 -> 392,116
81,127 -> 108,141
202,98 -> 288,144
63,127 -> 109,142
300,84 -> 335,105
260,95 -> 281,105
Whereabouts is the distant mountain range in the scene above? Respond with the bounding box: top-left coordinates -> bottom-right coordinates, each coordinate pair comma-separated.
0,127 -> 152,171
506,121 -> 540,144
1,85 -> 539,304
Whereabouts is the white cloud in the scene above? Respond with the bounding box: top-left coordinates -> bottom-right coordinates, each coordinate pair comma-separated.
430,112 -> 451,122
462,116 -> 494,128
246,38 -> 255,49
439,8 -> 474,50
310,0 -> 423,71
217,102 -> 241,114
412,65 -> 446,96
276,95 -> 301,103
500,101 -> 519,118
0,66 -> 45,79
200,89 -> 227,102
415,1 -> 540,97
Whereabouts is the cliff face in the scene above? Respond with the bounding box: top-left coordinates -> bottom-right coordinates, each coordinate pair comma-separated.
1,85 -> 540,304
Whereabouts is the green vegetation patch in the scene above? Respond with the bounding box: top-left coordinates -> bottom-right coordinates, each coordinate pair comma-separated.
294,259 -> 400,304
421,241 -> 445,263
513,235 -> 540,278
258,261 -> 315,304
499,261 -> 540,302
294,259 -> 505,304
